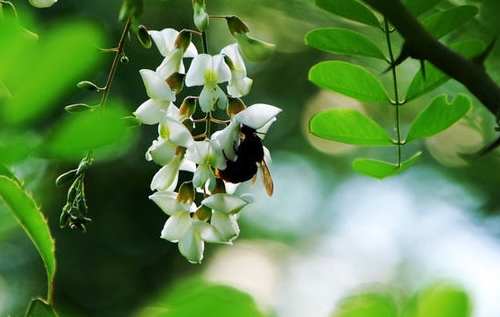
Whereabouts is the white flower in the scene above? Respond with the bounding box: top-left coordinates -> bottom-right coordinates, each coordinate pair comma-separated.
134,69 -> 175,125
149,28 -> 198,78
150,191 -> 223,263
29,0 -> 57,8
202,193 -> 252,241
211,120 -> 241,162
185,140 -> 226,188
185,54 -> 231,112
234,103 -> 282,131
221,44 -> 253,97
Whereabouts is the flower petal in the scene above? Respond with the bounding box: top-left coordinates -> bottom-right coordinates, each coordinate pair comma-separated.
150,190 -> 185,215
201,193 -> 250,214
212,120 -> 240,162
193,164 -> 214,188
211,211 -> 240,241
192,220 -> 226,243
178,226 -> 204,263
150,156 -> 182,191
185,54 -> 211,87
146,138 -> 176,165
156,50 -> 185,79
161,211 -> 191,241
162,117 -> 194,147
228,76 -> 253,97
140,69 -> 175,101
133,99 -> 169,125
234,103 -> 282,129
149,28 -> 178,57
212,54 -> 231,84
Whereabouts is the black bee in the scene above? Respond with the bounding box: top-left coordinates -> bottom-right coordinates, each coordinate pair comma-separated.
216,125 -> 274,196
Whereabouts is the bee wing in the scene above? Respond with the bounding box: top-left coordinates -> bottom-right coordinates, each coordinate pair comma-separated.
259,160 -> 274,196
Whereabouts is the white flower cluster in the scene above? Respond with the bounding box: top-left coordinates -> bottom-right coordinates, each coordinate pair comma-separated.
134,28 -> 281,263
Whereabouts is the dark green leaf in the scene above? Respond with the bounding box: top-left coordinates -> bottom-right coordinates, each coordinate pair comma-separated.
404,0 -> 443,17
310,109 -> 393,145
42,106 -> 130,160
0,176 -> 56,302
353,152 -> 422,179
316,0 -> 380,28
406,94 -> 471,142
422,5 -> 478,39
305,28 -> 386,60
26,298 -> 58,317
309,61 -> 389,103
406,39 -> 485,101
1,21 -> 105,126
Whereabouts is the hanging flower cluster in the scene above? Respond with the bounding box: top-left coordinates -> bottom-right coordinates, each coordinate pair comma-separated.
133,3 -> 281,263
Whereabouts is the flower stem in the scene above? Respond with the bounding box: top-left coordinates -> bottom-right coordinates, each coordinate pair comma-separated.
384,19 -> 403,167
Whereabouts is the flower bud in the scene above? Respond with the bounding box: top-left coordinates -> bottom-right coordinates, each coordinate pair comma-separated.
77,80 -> 101,92
177,181 -> 195,204
166,72 -> 185,95
192,0 -> 209,32
194,205 -> 212,221
29,0 -> 57,8
174,30 -> 192,52
64,103 -> 94,113
77,158 -> 93,175
234,33 -> 275,62
210,178 -> 227,194
225,16 -> 249,36
182,118 -> 195,132
137,25 -> 152,49
179,96 -> 197,120
226,97 -> 246,118
55,169 -> 78,187
118,0 -> 143,23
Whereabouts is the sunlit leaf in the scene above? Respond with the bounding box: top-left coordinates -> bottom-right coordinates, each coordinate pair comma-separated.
353,152 -> 422,179
1,21 -> 105,126
309,61 -> 389,103
412,283 -> 471,317
406,94 -> 471,143
133,279 -> 264,317
0,176 -> 56,302
42,105 -> 130,161
332,291 -> 398,317
404,0 -> 443,17
406,39 -> 485,101
305,28 -> 386,60
310,109 -> 393,146
315,0 -> 380,28
422,5 -> 478,39
26,298 -> 58,317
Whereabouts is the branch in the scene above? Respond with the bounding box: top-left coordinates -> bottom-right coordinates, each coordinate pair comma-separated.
362,0 -> 500,120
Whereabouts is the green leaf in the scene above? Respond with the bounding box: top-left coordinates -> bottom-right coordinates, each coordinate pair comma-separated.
310,109 -> 393,146
0,176 -> 56,302
413,283 -> 471,317
305,28 -> 386,60
26,298 -> 58,317
133,279 -> 264,317
333,291 -> 398,317
406,94 -> 471,143
406,39 -> 485,101
42,106 -> 130,160
315,0 -> 380,28
1,21 -> 105,126
353,152 -> 422,179
309,61 -> 389,103
404,0 -> 443,17
422,5 -> 478,39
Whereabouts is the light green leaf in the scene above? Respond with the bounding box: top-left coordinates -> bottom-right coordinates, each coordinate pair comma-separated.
333,291 -> 398,317
309,61 -> 389,103
406,39 -> 485,101
406,94 -> 471,143
353,152 -> 422,179
310,109 -> 393,146
413,283 -> 471,317
316,0 -> 380,28
305,28 -> 386,60
404,0 -> 443,17
422,5 -> 478,39
1,21 -> 105,126
42,106 -> 130,160
0,176 -> 56,302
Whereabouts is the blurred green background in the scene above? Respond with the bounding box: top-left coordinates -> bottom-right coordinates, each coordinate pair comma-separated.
2,0 -> 500,316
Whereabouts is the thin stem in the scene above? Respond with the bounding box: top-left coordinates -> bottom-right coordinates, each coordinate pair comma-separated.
99,16 -> 131,107
384,19 -> 403,167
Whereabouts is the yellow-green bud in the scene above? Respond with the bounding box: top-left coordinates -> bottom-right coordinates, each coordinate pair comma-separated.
225,16 -> 249,35
77,80 -> 101,92
210,178 -> 227,195
166,72 -> 185,95
55,169 -> 78,187
137,25 -> 152,49
194,205 -> 212,221
64,103 -> 94,113
177,181 -> 195,204
234,32 -> 275,62
179,96 -> 197,120
118,0 -> 143,23
175,30 -> 192,52
192,0 -> 209,32
226,97 -> 246,118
